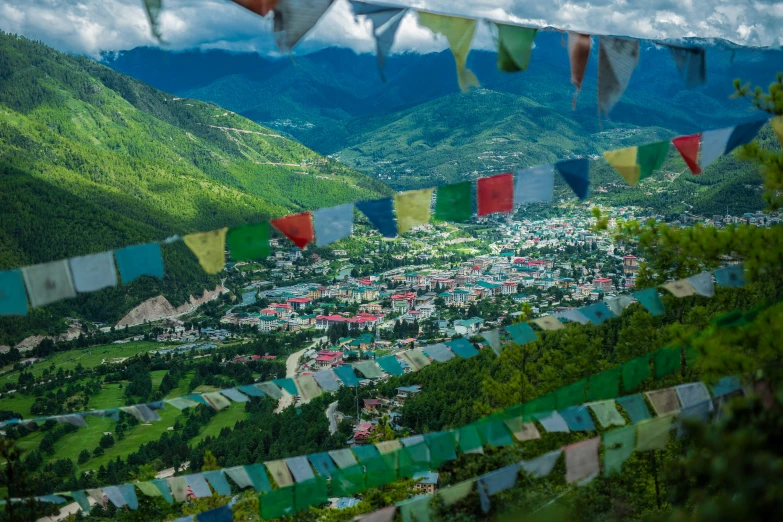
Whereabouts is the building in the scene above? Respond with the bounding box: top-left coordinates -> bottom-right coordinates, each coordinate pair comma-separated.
413,471 -> 439,495
395,385 -> 422,404
453,317 -> 484,335
286,297 -> 312,311
623,255 -> 639,277
593,277 -> 613,293
258,315 -> 279,332
363,398 -> 381,414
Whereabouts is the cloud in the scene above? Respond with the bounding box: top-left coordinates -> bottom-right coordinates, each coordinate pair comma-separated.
0,0 -> 780,58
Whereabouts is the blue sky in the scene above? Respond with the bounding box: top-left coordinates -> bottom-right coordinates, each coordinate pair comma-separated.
1,0 -> 780,57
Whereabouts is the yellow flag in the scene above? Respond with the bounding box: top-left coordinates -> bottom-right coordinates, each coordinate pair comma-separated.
183,228 -> 227,274
772,116 -> 783,148
417,12 -> 479,93
394,188 -> 434,234
604,146 -> 640,185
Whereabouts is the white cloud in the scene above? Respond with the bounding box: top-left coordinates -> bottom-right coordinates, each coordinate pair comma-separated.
0,0 -> 779,58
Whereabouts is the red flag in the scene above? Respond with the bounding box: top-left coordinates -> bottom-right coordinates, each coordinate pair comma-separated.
477,173 -> 514,216
672,134 -> 701,175
271,212 -> 314,249
230,0 -> 278,17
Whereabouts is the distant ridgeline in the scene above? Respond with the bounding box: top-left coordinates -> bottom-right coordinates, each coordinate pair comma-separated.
0,32 -> 392,344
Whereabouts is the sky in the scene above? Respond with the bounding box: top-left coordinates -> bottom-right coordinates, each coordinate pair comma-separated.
0,0 -> 780,58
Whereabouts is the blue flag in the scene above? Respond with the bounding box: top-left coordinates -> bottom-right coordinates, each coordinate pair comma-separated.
714,265 -> 745,287
0,269 -> 28,316
114,242 -> 164,283
725,119 -> 766,156
579,302 -> 616,325
555,158 -> 590,199
313,203 -> 354,246
356,198 -> 398,238
198,505 -> 232,522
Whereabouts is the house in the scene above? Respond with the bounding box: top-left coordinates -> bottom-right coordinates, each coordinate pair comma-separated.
501,281 -> 519,295
313,352 -> 342,369
623,255 -> 639,277
453,317 -> 484,335
413,471 -> 439,495
593,277 -> 613,292
395,385 -> 422,404
257,315 -> 279,332
363,398 -> 381,414
286,297 -> 313,311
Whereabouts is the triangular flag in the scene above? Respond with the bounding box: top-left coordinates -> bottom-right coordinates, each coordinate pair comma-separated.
481,329 -> 502,355
663,279 -> 697,297
725,119 -> 766,155
356,198 -> 397,237
555,158 -> 590,199
514,164 -> 554,205
636,415 -> 674,451
604,146 -> 640,185
0,269 -> 28,316
183,228 -> 227,274
520,450 -> 561,478
271,212 -> 314,249
579,302 -> 615,325
417,12 -> 479,92
687,271 -> 714,297
227,222 -> 270,261
395,188 -> 434,234
700,126 -> 734,170
637,141 -> 670,181
350,1 -> 405,82
564,437 -> 600,483
477,173 -> 514,215
532,315 -> 564,331
21,260 -> 76,308
567,32 -> 592,107
272,0 -> 335,53
231,0 -> 278,17
496,24 -> 537,72
665,43 -> 706,87
142,0 -> 163,40
505,322 -> 538,345
313,203 -> 353,246
605,295 -> 634,317
435,182 -> 472,222
772,116 -> 783,147
633,287 -> 665,316
672,134 -> 702,174
114,242 -> 164,283
598,36 -> 640,116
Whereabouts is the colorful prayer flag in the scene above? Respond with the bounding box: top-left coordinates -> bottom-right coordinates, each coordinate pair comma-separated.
376,355 -> 404,375
496,24 -> 537,72
560,405 -> 596,431
266,460 -> 294,488
260,485 -> 294,519
598,36 -> 640,116
21,260 -> 76,308
184,473 -> 211,498
701,120 -> 765,170
672,134 -> 702,174
447,338 -> 479,358
349,1 -> 405,82
663,278 -> 697,297
556,379 -> 587,409
401,349 -> 431,371
417,12 -> 479,92
603,425 -> 635,476
564,437 -> 600,483
424,343 -> 455,362
395,188 -> 434,234
313,369 -> 340,390
203,471 -> 231,496
579,302 -> 615,325
555,158 -> 590,199
588,400 -> 626,428
69,252 -> 117,293
714,265 -> 745,287
633,287 -> 665,316
503,417 -> 541,441
665,43 -> 706,87
285,456 -> 315,483
477,173 -> 514,216
605,295 -> 634,317
520,450 -> 561,478
272,0 -> 334,53
532,315 -> 564,331
586,368 -> 620,401
567,33 -> 592,106
505,322 -> 538,344
616,394 -> 651,424
636,415 -> 674,451
514,164 -> 554,205
294,375 -> 322,401
675,382 -> 713,413
645,388 -> 680,415
356,198 -> 397,237
313,203 -> 353,246
227,222 -> 270,261
480,329 -> 502,355
653,346 -> 681,379
353,360 -> 383,379
532,411 -> 569,433
439,480 -> 475,507
114,242 -> 164,284
198,505 -> 233,522
621,354 -> 651,391
333,365 -> 360,387
0,269 -> 28,316
230,0 -> 278,17
184,228 -> 227,275
687,271 -> 714,297
202,392 -> 232,411
271,212 -> 314,249
434,182 -> 472,222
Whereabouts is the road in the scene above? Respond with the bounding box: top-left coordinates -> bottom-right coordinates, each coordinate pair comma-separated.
273,337 -> 326,413
325,401 -> 338,434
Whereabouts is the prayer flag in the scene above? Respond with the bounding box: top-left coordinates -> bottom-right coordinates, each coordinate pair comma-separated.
587,368 -> 620,401
675,382 -> 713,413
227,222 -> 270,261
447,338 -> 479,358
69,252 -> 117,293
358,506 -> 397,522
333,365 -> 360,387
663,279 -> 697,297
150,479 -> 174,502
260,485 -> 294,519
376,440 -> 402,454
555,158 -> 590,199
622,354 -> 651,391
330,464 -> 365,496
505,322 -> 538,345
525,393 -> 556,415
220,388 -> 249,403
203,470 -> 231,496
376,355 -> 404,375
710,376 -> 741,397
496,24 -> 537,72
285,456 -> 315,483
308,453 -> 337,478
504,417 -> 541,441
521,450 -> 561,478
417,12 -> 479,92
672,134 -> 702,174
21,260 -> 76,308
426,431 -> 457,467
603,146 -> 639,185
184,473 -> 211,497
457,425 -> 484,454
183,228 -> 227,274
238,384 -> 266,397
0,270 -> 28,316
294,476 -> 328,511
653,346 -> 681,379
555,308 -> 590,324
634,287 -> 665,316
565,437 -> 600,483
556,379 -> 587,409
354,360 -> 384,379
476,420 -> 515,447
481,464 -> 520,496
636,415 -> 674,451
142,0 -> 163,40
560,405 -> 596,431
481,329 -> 502,355
687,271 -> 714,297
588,400 -> 626,428
606,141 -> 670,186
579,302 -> 615,325
228,464 -> 270,492
423,343 -> 455,362
350,2 -> 405,81
328,448 -> 359,469
532,315 -> 564,331
700,126 -> 735,169
715,265 -> 745,287
401,349 -> 431,371
202,392 -> 231,411
114,242 -> 164,283
120,404 -> 160,422
395,188 -> 434,234
567,33 -> 592,105
103,486 -> 129,508
396,494 -> 432,522
772,116 -> 783,147
725,119 -> 766,155
271,212 -> 314,249
439,480 -> 475,507
603,425 -> 635,476
272,0 -> 334,53
356,198 -> 397,237
313,203 -> 353,246
313,369 -> 340,390
198,505 -> 233,522
645,388 -> 680,415
168,476 -> 187,502
266,460 -> 294,487
70,490 -> 91,512
272,378 -> 298,395
514,164 -> 554,205
230,0 -> 278,17
257,382 -> 283,400
434,182 -> 472,222
294,375 -> 322,401
666,43 -> 706,87
598,36 -> 640,116
477,173 -> 514,216
616,394 -> 652,424
532,411 -> 570,433
605,295 -> 634,317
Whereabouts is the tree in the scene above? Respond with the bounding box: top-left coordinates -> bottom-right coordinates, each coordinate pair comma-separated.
78,449 -> 90,464
99,433 -> 115,449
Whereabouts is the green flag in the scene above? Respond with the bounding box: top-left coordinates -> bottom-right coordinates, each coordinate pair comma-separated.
294,477 -> 327,511
555,379 -> 587,409
227,222 -> 270,261
603,425 -> 635,475
637,141 -> 670,181
260,486 -> 294,520
586,367 -> 620,401
435,182 -> 472,222
621,354 -> 651,391
496,24 -> 537,72
654,347 -> 681,379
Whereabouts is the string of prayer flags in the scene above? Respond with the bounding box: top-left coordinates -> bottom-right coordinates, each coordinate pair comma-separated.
69,252 -> 117,293
604,141 -> 670,186
514,165 -> 554,205
505,322 -> 538,345
633,287 -> 665,316
21,260 -> 76,308
394,188 -> 434,234
664,43 -> 706,87
356,198 -> 397,237
227,222 -> 270,261
115,242 -> 164,283
271,212 -> 314,249
567,33 -> 592,108
313,203 -> 353,246
231,0 -> 279,17
349,1 -> 406,82
663,278 -> 697,297
672,134 -> 702,174
272,0 -> 335,53
477,173 -> 514,215
564,437 -> 600,483
700,119 -> 766,170
597,36 -> 640,116
434,181 -> 472,222
0,270 -> 28,316
183,228 -> 227,274
555,158 -> 590,199
714,265 -> 746,287
417,12 -> 479,93
495,24 -> 537,72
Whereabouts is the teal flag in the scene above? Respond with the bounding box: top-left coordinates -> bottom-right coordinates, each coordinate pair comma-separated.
634,288 -> 665,316
115,242 -> 164,283
505,322 -> 537,345
603,425 -> 635,475
714,265 -> 746,287
447,338 -> 479,358
272,378 -> 298,395
334,365 -> 360,387
0,270 -> 28,316
616,394 -> 651,424
377,355 -> 404,375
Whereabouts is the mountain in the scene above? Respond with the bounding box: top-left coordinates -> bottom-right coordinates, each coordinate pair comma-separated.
103,35 -> 783,193
0,33 -> 391,341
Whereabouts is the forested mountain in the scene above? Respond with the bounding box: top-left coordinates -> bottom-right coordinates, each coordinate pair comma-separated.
0,33 -> 391,338
104,34 -> 783,195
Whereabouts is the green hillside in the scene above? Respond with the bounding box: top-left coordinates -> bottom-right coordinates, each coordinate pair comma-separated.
0,33 -> 392,340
